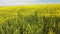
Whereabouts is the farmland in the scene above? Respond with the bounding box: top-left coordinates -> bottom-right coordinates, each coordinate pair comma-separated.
0,4 -> 60,34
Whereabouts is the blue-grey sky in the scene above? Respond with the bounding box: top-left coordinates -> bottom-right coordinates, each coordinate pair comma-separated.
0,0 -> 60,6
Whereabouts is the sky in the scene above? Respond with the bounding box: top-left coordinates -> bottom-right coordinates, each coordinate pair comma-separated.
0,0 -> 60,6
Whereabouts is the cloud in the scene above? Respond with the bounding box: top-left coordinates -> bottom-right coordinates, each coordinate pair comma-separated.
0,0 -> 60,6
0,0 -> 37,2
0,0 -> 38,6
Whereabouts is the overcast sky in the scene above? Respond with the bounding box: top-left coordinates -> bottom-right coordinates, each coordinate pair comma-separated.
0,0 -> 60,6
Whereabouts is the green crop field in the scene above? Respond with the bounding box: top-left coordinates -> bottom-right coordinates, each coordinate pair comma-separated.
0,4 -> 60,34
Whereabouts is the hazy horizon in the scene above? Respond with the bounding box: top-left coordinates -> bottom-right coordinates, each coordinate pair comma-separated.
0,0 -> 60,6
